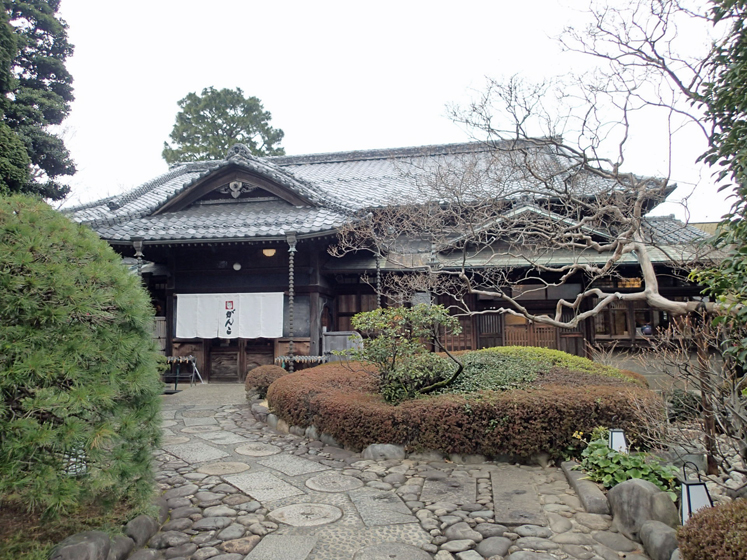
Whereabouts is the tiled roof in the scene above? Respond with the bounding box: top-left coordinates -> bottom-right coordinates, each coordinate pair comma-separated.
643,215 -> 710,244
92,200 -> 347,242
66,141 -> 690,245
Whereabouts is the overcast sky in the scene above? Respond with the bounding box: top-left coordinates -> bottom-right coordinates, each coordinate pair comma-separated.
56,0 -> 730,221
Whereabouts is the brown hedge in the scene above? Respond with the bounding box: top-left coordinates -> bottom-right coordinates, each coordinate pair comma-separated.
267,361 -> 659,459
245,364 -> 290,399
678,499 -> 747,560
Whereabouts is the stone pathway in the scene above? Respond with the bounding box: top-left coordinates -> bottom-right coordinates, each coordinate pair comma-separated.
148,387 -> 652,560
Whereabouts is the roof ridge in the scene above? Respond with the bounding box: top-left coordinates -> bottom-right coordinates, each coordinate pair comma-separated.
267,141 -> 500,166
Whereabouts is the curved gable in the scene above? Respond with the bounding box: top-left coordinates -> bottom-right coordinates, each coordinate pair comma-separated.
154,145 -> 321,215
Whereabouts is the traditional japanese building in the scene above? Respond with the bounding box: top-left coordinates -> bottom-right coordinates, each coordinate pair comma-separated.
66,142 -> 709,382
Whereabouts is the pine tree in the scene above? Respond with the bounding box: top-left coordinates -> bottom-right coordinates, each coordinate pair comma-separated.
2,0 -> 75,200
162,87 -> 285,164
0,8 -> 30,194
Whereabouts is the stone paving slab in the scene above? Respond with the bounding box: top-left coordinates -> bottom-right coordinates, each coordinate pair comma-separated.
182,409 -> 217,418
182,416 -> 219,427
268,503 -> 343,527
162,436 -> 190,445
244,534 -> 318,560
257,454 -> 330,476
163,441 -> 229,463
420,477 -> 476,504
222,471 -> 305,502
305,473 -> 363,493
491,468 -> 548,526
181,425 -> 222,434
349,488 -> 419,527
194,431 -> 249,445
284,521 -> 432,560
235,442 -> 282,456
197,461 -> 251,475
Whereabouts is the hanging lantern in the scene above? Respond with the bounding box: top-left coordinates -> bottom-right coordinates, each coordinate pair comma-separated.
680,461 -> 713,524
608,428 -> 628,453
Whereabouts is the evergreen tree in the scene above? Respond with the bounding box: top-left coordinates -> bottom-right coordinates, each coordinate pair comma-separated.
162,87 -> 285,164
2,0 -> 75,200
0,8 -> 29,194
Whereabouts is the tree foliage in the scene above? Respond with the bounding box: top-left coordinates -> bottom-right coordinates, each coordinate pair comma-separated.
162,87 -> 285,165
692,1 -> 747,366
0,8 -> 29,194
348,304 -> 463,403
1,0 -> 75,200
0,195 -> 163,516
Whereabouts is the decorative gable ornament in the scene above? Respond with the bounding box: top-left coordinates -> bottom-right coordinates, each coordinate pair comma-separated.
218,181 -> 257,199
227,143 -> 254,160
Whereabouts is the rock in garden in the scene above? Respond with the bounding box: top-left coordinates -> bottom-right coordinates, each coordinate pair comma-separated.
125,515 -> 160,547
639,520 -> 678,560
149,531 -> 191,549
441,539 -> 475,552
192,516 -> 233,531
475,536 -> 512,557
455,551 -> 483,560
607,479 -> 678,541
506,552 -> 559,560
593,530 -> 640,552
50,530 -> 111,560
163,484 -> 198,500
474,522 -> 507,537
221,535 -> 261,555
107,535 -> 135,560
515,524 -> 552,538
169,506 -> 201,519
192,547 -> 221,560
161,518 -> 193,532
444,522 -> 483,542
362,443 -> 406,460
164,542 -> 197,559
515,537 -> 559,550
203,505 -> 237,517
217,523 -> 246,541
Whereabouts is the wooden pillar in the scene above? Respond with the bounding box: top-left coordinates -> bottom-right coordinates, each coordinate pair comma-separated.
310,291 -> 321,356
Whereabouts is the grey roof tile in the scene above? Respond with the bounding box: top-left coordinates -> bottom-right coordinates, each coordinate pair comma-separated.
66,141 -> 690,245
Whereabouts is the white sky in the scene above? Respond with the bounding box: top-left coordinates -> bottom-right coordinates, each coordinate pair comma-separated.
57,0 -> 731,222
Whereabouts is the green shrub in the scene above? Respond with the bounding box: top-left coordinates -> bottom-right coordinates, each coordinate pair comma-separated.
436,346 -> 645,394
666,389 -> 703,422
440,349 -> 541,393
579,438 -> 679,498
0,196 -> 163,517
349,305 -> 462,403
678,498 -> 747,560
245,364 -> 289,399
384,352 -> 454,403
267,361 -> 657,459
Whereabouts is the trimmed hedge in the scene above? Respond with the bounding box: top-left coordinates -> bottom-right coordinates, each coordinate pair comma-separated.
678,498 -> 747,560
266,360 -> 658,459
245,364 -> 289,399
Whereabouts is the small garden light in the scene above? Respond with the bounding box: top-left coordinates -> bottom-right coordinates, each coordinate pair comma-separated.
680,461 -> 713,525
608,429 -> 628,453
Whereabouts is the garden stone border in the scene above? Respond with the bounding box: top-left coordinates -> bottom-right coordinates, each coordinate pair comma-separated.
49,498 -> 167,560
561,461 -> 685,560
560,460 -> 610,514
